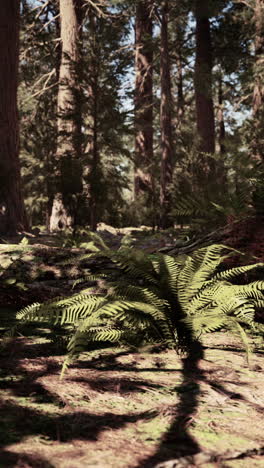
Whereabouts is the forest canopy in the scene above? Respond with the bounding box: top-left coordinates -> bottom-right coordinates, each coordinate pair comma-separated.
0,0 -> 263,234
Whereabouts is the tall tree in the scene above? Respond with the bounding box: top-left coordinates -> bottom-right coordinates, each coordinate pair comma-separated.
49,0 -> 83,232
194,0 -> 216,186
20,0 -> 59,228
134,0 -> 154,200
174,17 -> 185,131
159,0 -> 173,229
217,72 -> 225,155
252,0 -> 264,161
81,4 -> 131,230
84,10 -> 99,231
0,1 -> 28,234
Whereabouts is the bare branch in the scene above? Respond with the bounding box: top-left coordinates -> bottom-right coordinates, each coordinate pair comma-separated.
34,0 -> 51,20
39,13 -> 60,32
84,0 -> 109,17
23,81 -> 58,103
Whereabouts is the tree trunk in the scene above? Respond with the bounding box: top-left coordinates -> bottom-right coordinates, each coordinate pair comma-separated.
89,74 -> 99,232
216,72 -> 228,188
160,1 -> 173,229
134,0 -> 154,200
46,4 -> 61,230
175,19 -> 185,130
194,0 -> 216,187
0,1 -> 28,235
252,0 -> 264,161
82,10 -> 99,231
49,0 -> 83,232
217,75 -> 226,156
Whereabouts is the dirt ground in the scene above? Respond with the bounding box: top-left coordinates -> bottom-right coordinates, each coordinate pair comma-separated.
0,226 -> 264,467
0,332 -> 263,468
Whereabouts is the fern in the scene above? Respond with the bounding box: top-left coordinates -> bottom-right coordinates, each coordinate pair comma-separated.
13,234 -> 264,376
171,169 -> 254,228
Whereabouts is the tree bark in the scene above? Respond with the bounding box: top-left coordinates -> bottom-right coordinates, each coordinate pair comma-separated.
194,0 -> 216,186
160,1 -> 173,229
0,1 -> 28,235
89,71 -> 99,232
82,10 -> 99,231
88,12 -> 99,232
217,75 -> 226,156
216,72 -> 228,188
174,18 -> 185,130
134,0 -> 154,199
252,0 -> 264,161
49,0 -> 83,232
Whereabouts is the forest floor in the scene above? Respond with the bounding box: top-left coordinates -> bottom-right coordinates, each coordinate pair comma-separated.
0,333 -> 264,468
0,223 -> 264,467
0,225 -> 184,309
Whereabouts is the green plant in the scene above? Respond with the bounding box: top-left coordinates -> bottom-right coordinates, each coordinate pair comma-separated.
14,238 -> 264,376
0,237 -> 31,291
171,187 -> 252,232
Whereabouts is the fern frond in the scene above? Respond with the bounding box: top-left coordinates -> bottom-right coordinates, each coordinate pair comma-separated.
183,312 -> 227,334
227,320 -> 253,366
17,294 -> 106,325
231,282 -> 264,299
213,263 -> 264,282
85,231 -> 109,251
254,299 -> 264,308
110,284 -> 166,309
157,255 -> 181,299
16,302 -> 42,321
173,194 -> 205,216
73,274 -> 107,289
115,249 -> 159,285
187,281 -> 222,314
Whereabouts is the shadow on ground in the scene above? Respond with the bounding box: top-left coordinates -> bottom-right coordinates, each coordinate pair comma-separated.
0,343 -> 160,467
0,339 -> 262,468
135,340 -> 203,467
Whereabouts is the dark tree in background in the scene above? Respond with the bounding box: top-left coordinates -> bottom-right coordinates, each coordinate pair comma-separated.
159,0 -> 173,229
194,0 -> 216,190
0,1 -> 28,234
49,0 -> 83,232
81,3 -> 132,230
85,9 -> 100,231
252,0 -> 264,161
217,72 -> 226,156
134,0 -> 154,201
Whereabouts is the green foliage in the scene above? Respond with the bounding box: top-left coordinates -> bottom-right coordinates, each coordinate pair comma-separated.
252,175 -> 264,216
17,0 -> 264,232
171,150 -> 260,230
13,234 -> 264,376
0,238 -> 33,291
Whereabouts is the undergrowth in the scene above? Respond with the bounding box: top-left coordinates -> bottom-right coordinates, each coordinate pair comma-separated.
4,232 -> 263,377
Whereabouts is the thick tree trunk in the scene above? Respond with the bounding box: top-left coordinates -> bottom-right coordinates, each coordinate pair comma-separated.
134,0 -> 154,199
252,0 -> 264,161
82,11 -> 99,231
49,0 -> 83,232
86,74 -> 99,233
0,1 -> 28,235
194,0 -> 216,187
160,1 -> 173,229
88,13 -> 99,232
